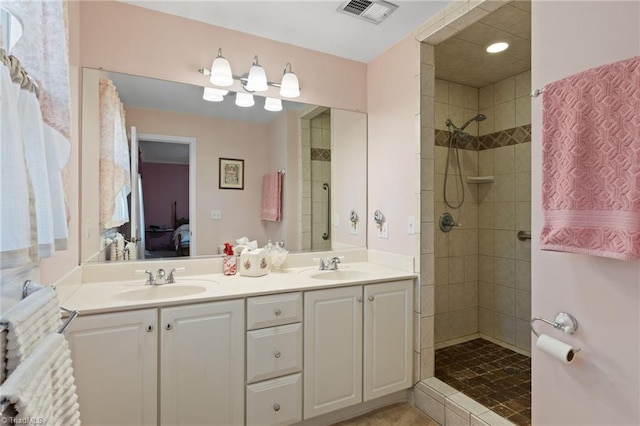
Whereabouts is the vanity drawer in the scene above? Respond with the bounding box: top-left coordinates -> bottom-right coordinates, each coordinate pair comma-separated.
246,373 -> 302,426
247,292 -> 302,330
247,323 -> 302,384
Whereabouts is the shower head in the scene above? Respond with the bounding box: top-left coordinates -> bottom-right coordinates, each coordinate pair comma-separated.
459,114 -> 487,130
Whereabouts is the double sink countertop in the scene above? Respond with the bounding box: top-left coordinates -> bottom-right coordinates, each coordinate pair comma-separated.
57,250 -> 417,315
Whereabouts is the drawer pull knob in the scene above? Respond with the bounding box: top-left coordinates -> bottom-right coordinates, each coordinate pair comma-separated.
274,308 -> 282,316
165,323 -> 173,331
274,351 -> 281,359
273,403 -> 280,412
146,325 -> 154,332
368,296 -> 375,302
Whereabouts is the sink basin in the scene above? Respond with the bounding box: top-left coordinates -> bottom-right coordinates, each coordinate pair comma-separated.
115,284 -> 208,301
309,270 -> 371,281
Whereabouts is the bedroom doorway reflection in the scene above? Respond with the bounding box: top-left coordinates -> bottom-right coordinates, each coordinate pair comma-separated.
138,133 -> 196,258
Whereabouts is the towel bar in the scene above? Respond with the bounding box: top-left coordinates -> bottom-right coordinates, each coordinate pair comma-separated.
0,280 -> 79,334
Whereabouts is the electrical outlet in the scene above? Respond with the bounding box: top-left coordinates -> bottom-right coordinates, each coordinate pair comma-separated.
211,210 -> 222,220
350,223 -> 358,235
333,213 -> 340,227
378,222 -> 389,239
407,216 -> 416,234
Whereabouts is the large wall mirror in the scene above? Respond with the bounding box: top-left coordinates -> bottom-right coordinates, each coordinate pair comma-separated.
81,68 -> 367,263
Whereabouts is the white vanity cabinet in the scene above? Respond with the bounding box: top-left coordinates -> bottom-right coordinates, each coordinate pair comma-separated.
66,309 -> 158,426
67,300 -> 245,426
303,280 -> 413,419
160,300 -> 245,426
245,292 -> 303,426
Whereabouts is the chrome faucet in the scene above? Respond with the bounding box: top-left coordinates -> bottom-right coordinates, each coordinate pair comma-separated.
327,256 -> 341,270
155,269 -> 167,285
167,267 -> 186,284
137,270 -> 155,285
316,256 -> 343,271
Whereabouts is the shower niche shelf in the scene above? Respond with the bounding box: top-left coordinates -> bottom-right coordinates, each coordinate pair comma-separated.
466,176 -> 495,184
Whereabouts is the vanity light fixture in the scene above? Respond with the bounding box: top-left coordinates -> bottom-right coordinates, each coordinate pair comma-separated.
202,87 -> 228,102
200,48 -> 301,98
235,92 -> 255,108
264,97 -> 283,112
486,41 -> 509,53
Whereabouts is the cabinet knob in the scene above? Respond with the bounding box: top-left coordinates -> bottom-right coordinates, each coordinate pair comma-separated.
146,325 -> 154,332
357,297 -> 363,303
368,296 -> 375,302
165,323 -> 173,331
274,351 -> 281,359
274,308 -> 282,316
273,403 -> 280,412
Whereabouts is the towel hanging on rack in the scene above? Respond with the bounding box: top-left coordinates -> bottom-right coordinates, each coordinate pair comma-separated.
540,55 -> 640,260
261,172 -> 283,222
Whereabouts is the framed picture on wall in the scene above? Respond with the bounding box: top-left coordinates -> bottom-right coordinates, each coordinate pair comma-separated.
219,158 -> 244,190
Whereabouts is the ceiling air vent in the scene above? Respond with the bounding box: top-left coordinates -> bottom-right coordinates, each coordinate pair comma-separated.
337,0 -> 399,25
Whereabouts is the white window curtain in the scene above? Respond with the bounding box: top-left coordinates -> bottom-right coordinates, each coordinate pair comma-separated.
0,1 -> 71,269
99,78 -> 131,229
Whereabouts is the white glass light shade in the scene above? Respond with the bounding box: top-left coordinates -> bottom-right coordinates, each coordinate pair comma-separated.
202,87 -> 227,102
210,51 -> 233,87
279,70 -> 300,98
235,92 -> 255,107
246,64 -> 268,92
264,97 -> 283,112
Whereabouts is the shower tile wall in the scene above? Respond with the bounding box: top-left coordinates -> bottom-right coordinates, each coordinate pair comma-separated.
432,71 -> 531,353
434,79 -> 480,345
301,118 -> 311,250
310,112 -> 331,250
477,71 -> 532,353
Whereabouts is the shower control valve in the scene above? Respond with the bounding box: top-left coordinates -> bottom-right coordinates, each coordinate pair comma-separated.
439,212 -> 461,233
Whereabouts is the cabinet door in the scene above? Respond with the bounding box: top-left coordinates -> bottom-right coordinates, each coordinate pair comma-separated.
303,286 -> 362,419
160,300 -> 244,426
66,309 -> 158,426
363,280 -> 413,401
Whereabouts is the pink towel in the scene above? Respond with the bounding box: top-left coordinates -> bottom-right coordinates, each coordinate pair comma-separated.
540,55 -> 640,260
261,172 -> 282,222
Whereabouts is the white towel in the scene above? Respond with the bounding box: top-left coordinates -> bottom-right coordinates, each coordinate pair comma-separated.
0,53 -> 32,268
18,88 -> 55,258
0,334 -> 81,426
1,286 -> 62,381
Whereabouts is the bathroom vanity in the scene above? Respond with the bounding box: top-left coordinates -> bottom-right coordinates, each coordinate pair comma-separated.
60,255 -> 415,426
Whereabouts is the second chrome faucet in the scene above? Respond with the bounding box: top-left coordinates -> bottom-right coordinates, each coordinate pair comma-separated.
136,267 -> 186,285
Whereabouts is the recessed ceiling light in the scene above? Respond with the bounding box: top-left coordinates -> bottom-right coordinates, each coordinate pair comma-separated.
486,42 -> 509,53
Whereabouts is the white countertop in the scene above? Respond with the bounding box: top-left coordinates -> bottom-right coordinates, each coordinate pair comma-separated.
59,261 -> 417,315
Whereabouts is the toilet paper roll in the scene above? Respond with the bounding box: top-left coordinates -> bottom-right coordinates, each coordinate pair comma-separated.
536,334 -> 579,364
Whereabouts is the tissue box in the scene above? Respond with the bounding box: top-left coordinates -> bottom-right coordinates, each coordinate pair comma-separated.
239,249 -> 269,277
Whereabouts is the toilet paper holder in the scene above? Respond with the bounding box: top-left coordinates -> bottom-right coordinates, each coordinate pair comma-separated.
530,312 -> 578,338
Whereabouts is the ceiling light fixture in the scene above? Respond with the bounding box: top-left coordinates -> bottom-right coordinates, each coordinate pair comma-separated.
199,47 -> 301,98
486,42 -> 509,53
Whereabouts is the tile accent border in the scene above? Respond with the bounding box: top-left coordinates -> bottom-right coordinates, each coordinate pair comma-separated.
435,125 -> 532,151
310,148 -> 331,161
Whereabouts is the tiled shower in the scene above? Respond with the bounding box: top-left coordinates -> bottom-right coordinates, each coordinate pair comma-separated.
433,72 -> 531,353
301,111 -> 332,251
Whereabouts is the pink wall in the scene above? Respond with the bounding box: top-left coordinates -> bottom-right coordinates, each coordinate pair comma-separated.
125,106 -> 272,255
142,163 -> 189,225
78,1 -> 367,112
366,35 -> 421,257
531,2 -> 640,424
142,162 -> 189,250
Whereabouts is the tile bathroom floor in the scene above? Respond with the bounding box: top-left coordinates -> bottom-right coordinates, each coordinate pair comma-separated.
435,338 -> 531,426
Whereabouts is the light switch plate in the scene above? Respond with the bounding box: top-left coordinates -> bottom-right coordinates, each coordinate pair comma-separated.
407,216 -> 416,234
333,213 -> 340,227
350,223 -> 358,235
211,210 -> 222,220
